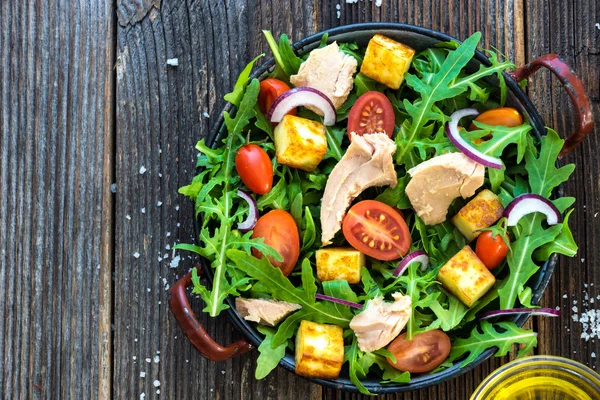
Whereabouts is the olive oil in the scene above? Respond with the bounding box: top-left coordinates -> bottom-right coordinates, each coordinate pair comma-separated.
471,356 -> 600,400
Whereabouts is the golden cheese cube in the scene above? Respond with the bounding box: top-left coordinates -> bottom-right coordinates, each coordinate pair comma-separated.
437,246 -> 496,307
360,34 -> 415,89
451,189 -> 504,242
295,320 -> 344,379
274,115 -> 327,172
315,247 -> 365,284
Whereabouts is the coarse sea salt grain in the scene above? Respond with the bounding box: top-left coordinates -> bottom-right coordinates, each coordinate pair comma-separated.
133,252 -> 140,258
126,215 -> 132,220
203,112 -> 210,118
139,166 -> 147,175
140,371 -> 146,378
146,358 -> 151,363
140,394 -> 145,400
141,208 -> 146,214
154,355 -> 160,363
170,255 -> 181,269
153,380 -> 160,387
157,201 -> 163,207
175,205 -> 179,211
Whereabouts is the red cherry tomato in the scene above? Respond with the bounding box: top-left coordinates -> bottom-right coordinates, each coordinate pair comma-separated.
347,91 -> 395,140
475,231 -> 510,270
235,144 -> 273,195
258,78 -> 296,116
342,200 -> 411,261
469,107 -> 524,130
251,210 -> 300,276
386,330 -> 451,373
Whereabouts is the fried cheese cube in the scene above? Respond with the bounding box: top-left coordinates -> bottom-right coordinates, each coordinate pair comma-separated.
360,34 -> 415,89
437,246 -> 496,307
274,115 -> 327,172
295,320 -> 344,379
451,189 -> 504,242
315,247 -> 365,284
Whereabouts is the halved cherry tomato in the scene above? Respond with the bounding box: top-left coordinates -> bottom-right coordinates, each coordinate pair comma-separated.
469,107 -> 524,130
347,91 -> 395,140
251,210 -> 300,276
342,200 -> 411,261
386,330 -> 451,373
235,144 -> 273,195
258,78 -> 296,116
476,231 -> 510,270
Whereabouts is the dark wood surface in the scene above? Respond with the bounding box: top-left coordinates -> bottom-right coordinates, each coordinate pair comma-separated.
1,0 -> 598,399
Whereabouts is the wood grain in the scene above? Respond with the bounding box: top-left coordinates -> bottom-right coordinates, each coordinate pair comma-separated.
0,0 -> 115,399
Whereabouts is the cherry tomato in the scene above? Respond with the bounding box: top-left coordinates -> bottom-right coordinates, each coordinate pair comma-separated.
342,200 -> 411,261
251,210 -> 300,276
476,231 -> 510,270
258,78 -> 296,116
347,91 -> 395,140
235,144 -> 273,195
386,330 -> 451,373
469,107 -> 524,130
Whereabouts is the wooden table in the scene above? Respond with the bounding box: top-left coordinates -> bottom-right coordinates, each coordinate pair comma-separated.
1,0 -> 599,398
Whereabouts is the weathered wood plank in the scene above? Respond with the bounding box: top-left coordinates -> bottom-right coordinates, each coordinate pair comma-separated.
0,0 -> 116,399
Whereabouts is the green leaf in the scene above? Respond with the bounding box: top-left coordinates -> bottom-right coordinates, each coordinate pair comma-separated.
226,231 -> 283,262
498,215 -> 563,309
301,258 -> 317,300
375,175 -> 411,209
227,249 -> 351,326
301,206 -> 316,252
257,176 -> 288,210
255,325 -> 286,379
345,337 -> 373,395
447,321 -> 537,367
272,310 -> 308,348
535,209 -> 578,260
360,268 -> 383,300
224,79 -> 260,134
224,54 -> 264,106
525,129 -> 575,198
473,122 -> 531,163
518,286 -> 538,308
173,243 -> 203,254
278,34 -> 303,75
254,105 -> 273,139
324,126 -> 345,161
354,72 -> 386,97
322,280 -> 360,321
428,289 -> 469,331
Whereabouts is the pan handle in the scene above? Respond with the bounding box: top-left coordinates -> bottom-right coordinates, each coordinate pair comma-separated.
508,54 -> 594,158
168,267 -> 254,361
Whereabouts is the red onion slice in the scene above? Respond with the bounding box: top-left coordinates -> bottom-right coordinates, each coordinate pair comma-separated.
504,193 -> 562,226
237,189 -> 258,232
393,250 -> 430,277
479,307 -> 560,320
445,108 -> 503,169
315,293 -> 362,309
267,87 -> 336,126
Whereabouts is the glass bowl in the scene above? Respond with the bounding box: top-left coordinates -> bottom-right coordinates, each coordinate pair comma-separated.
471,355 -> 600,400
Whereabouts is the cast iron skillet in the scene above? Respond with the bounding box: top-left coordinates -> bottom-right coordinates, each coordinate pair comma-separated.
169,23 -> 594,393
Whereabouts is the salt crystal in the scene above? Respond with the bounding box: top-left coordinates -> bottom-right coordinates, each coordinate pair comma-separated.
133,252 -> 140,258
139,166 -> 147,175
336,10 -> 341,18
336,3 -> 340,8
563,294 -> 568,298
556,306 -> 561,310
156,390 -> 160,395
154,355 -> 160,363
141,208 -> 146,214
153,380 -> 161,387
126,215 -> 132,220
133,356 -> 137,360
203,112 -> 210,118
166,58 -> 179,66
345,0 -> 358,3
596,23 -> 600,30
175,205 -> 180,211
158,256 -> 163,262
140,371 -> 146,378
146,358 -> 151,363
159,149 -> 162,154
582,258 -> 586,263
221,370 -> 225,375
158,173 -> 162,178
157,201 -> 162,207
592,352 -> 597,358
573,306 -> 578,313
140,394 -> 145,400
177,223 -> 180,227
374,0 -> 382,6
134,338 -> 138,342
111,183 -> 116,193
166,232 -> 171,237
163,254 -> 169,259
157,350 -> 160,354
170,255 -> 181,269
147,288 -> 151,292
186,359 -> 189,363
595,212 -> 599,217
166,244 -> 170,250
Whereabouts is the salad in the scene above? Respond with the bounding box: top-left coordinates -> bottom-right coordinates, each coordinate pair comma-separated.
177,30 -> 578,394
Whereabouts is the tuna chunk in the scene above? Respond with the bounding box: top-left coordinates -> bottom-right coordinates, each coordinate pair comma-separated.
405,153 -> 485,225
320,132 -> 397,246
349,293 -> 411,352
235,298 -> 301,327
290,42 -> 358,111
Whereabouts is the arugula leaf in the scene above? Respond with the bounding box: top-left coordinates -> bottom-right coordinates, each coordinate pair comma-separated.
375,175 -> 411,209
447,321 -> 537,367
428,289 -> 469,331
224,79 -> 260,133
345,337 -> 372,395
301,206 -> 316,251
535,209 -> 578,260
227,249 -> 351,326
324,126 -> 345,161
525,128 -> 575,198
262,31 -> 302,81
257,176 -> 288,210
224,54 -> 264,106
255,325 -> 286,379
354,72 -> 387,96
254,105 -> 273,138
322,280 -> 359,320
